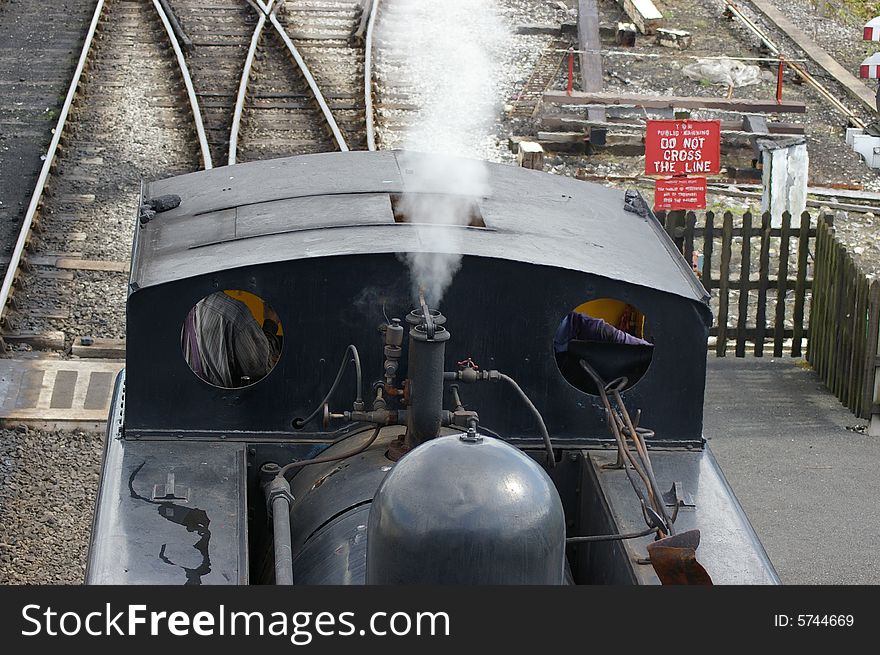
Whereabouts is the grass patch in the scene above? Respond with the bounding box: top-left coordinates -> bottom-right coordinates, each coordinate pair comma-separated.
841,1 -> 879,20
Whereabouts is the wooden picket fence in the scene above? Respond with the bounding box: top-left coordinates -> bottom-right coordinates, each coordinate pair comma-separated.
659,209 -> 814,357
659,209 -> 879,418
807,213 -> 879,419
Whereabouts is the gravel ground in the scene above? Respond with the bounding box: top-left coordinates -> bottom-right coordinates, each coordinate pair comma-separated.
767,0 -> 877,85
0,427 -> 103,584
542,0 -> 879,186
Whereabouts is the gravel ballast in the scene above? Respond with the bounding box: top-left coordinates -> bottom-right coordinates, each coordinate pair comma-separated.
0,427 -> 103,584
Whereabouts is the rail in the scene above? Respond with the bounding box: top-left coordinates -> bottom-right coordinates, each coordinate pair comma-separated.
363,0 -> 380,151
268,2 -> 349,151
229,0 -> 275,165
0,0 -> 107,328
723,0 -> 867,129
151,0 -> 213,168
230,0 -> 350,156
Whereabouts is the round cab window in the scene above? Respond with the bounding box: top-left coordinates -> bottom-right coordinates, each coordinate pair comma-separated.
181,290 -> 282,388
553,299 -> 653,395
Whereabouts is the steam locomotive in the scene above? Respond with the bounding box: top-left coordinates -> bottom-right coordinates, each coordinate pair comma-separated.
86,151 -> 779,585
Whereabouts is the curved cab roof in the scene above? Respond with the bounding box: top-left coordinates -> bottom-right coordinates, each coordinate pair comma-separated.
137,151 -> 709,309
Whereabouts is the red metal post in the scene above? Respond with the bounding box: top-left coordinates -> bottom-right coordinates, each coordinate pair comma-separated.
567,47 -> 574,96
776,55 -> 785,104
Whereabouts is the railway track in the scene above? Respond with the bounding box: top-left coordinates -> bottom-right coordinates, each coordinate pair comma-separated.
370,0 -> 421,149
510,39 -> 570,119
0,0 -> 98,284
0,0 -> 383,585
232,0 -> 349,162
167,0 -> 255,165
0,0 -> 385,426
369,0 -> 512,158
0,0 -> 204,422
725,0 -> 871,129
272,0 -> 369,151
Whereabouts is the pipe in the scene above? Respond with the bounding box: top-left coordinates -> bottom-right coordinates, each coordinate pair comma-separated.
279,424 -> 382,479
266,476 -> 294,585
776,55 -> 785,104
497,373 -> 556,468
293,344 -> 363,428
405,321 -> 450,447
567,47 -> 574,96
443,367 -> 555,467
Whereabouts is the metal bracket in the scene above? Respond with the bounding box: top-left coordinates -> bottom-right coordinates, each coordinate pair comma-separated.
663,481 -> 696,510
152,472 -> 189,503
266,476 -> 295,517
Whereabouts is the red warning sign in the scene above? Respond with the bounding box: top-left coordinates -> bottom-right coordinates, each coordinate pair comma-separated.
654,177 -> 707,211
645,120 -> 721,176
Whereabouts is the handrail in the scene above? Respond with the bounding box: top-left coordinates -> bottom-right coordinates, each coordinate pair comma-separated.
363,0 -> 380,151
229,0 -> 274,165
151,0 -> 214,168
0,0 -> 107,326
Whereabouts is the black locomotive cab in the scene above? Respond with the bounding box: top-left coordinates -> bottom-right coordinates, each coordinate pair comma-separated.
86,151 -> 778,586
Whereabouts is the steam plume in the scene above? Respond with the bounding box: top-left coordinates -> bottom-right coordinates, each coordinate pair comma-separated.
378,0 -> 506,305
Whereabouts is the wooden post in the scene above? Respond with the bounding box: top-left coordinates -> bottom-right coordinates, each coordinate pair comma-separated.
736,212 -> 752,357
866,281 -> 880,431
702,211 -> 714,292
832,242 -> 846,395
667,210 -> 686,252
840,254 -> 855,405
578,1 -> 604,92
791,212 -> 810,357
755,212 -> 771,356
578,1 -> 606,127
684,211 -> 697,270
517,141 -> 545,170
824,239 -> 840,389
717,212 -> 734,356
806,212 -> 826,367
844,255 -> 862,412
816,211 -> 834,374
774,210 -> 791,357
852,274 -> 868,417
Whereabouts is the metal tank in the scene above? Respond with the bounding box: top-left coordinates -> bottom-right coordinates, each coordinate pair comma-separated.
286,426 -> 402,585
366,433 -> 567,585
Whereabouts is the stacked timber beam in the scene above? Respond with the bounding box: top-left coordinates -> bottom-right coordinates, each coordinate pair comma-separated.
542,90 -> 807,113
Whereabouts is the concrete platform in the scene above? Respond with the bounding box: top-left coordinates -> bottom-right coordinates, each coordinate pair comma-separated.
705,356 -> 880,584
0,358 -> 123,430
